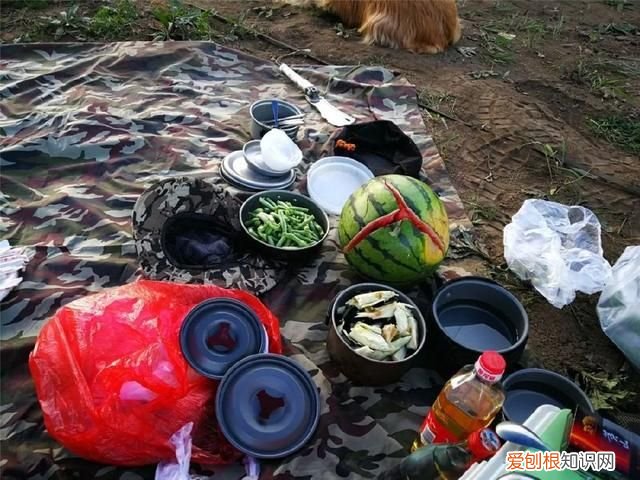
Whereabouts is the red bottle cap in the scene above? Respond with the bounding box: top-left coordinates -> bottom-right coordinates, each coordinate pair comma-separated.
467,428 -> 501,462
475,351 -> 506,383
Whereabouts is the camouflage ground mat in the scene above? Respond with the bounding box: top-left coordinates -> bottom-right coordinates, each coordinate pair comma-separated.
0,42 -> 469,479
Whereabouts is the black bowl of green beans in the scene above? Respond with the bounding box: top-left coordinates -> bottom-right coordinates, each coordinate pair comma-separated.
239,190 -> 330,260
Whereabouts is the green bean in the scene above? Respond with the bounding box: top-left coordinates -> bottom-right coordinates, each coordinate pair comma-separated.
246,198 -> 326,248
259,197 -> 276,210
304,229 -> 319,241
278,212 -> 288,234
284,233 -> 306,247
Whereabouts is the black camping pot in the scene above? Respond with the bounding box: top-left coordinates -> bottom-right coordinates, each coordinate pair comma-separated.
180,300 -> 321,459
502,368 -> 594,424
326,283 -> 427,386
215,353 -> 320,459
430,276 -> 529,375
180,298 -> 268,380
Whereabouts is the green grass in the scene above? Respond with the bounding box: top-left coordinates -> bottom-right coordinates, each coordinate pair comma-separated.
570,59 -> 629,100
91,0 -> 138,39
418,89 -> 457,115
480,30 -> 515,65
589,115 -> 640,154
578,370 -> 636,411
603,0 -> 632,11
466,200 -> 501,224
482,12 -> 557,50
598,22 -> 638,36
19,0 -> 48,9
479,11 -> 556,64
152,0 -> 217,40
36,3 -> 87,41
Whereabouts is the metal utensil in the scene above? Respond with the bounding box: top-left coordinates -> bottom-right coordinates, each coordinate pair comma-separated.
279,63 -> 355,127
263,113 -> 304,122
271,101 -> 280,128
495,422 -> 551,451
263,118 -> 305,127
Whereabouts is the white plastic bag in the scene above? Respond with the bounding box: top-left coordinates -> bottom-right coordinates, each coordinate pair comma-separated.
155,423 -> 200,480
155,423 -> 260,480
597,246 -> 640,370
503,199 -> 612,308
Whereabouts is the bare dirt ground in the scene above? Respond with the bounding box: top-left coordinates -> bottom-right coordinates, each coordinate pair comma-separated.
2,0 -> 639,413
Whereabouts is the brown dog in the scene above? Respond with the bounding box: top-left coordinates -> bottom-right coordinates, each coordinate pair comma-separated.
282,0 -> 462,53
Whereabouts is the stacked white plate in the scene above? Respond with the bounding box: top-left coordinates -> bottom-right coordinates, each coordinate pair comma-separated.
221,151 -> 296,191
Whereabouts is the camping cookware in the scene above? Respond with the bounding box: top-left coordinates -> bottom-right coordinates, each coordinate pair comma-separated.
221,151 -> 296,191
250,99 -> 303,140
180,299 -> 321,459
279,63 -> 355,127
430,277 -> 529,374
239,190 -> 329,261
243,140 -> 293,177
306,156 -> 374,215
327,283 -> 427,386
502,368 -> 594,424
216,353 -> 320,459
179,298 -> 268,379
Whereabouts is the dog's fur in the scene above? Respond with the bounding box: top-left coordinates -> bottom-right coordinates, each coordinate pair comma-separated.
283,0 -> 461,54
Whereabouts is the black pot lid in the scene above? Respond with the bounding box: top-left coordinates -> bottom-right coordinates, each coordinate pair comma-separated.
222,151 -> 295,190
216,353 -> 320,459
180,299 -> 267,379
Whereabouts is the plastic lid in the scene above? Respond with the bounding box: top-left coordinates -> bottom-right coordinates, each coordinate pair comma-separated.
475,351 -> 506,383
467,428 -> 501,461
215,353 -> 320,459
306,157 -> 374,215
180,299 -> 267,379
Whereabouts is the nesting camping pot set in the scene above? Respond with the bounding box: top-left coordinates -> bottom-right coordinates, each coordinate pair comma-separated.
180,298 -> 320,459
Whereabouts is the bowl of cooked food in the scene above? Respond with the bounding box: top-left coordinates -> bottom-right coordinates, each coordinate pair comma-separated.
326,283 -> 427,386
239,190 -> 330,261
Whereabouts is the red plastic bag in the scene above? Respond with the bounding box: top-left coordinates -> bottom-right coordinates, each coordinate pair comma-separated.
29,280 -> 282,466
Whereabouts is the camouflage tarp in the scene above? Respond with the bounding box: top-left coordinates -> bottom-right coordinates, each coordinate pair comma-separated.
0,42 -> 469,479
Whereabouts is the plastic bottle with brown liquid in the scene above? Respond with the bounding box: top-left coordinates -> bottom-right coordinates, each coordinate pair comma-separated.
412,351 -> 506,450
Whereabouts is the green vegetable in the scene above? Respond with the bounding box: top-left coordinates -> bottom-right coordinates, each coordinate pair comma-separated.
245,196 -> 325,249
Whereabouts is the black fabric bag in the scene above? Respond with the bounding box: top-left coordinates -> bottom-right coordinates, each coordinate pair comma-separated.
330,120 -> 423,178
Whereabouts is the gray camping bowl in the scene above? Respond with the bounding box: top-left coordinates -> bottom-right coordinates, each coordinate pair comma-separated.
430,276 -> 529,376
502,368 -> 594,424
326,283 -> 427,386
250,99 -> 303,140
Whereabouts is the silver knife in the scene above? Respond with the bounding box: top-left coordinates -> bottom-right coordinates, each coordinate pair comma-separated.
279,63 -> 355,127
